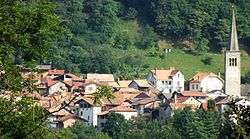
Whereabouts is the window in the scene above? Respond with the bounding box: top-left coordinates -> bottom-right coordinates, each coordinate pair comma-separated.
169,81 -> 172,85
169,89 -> 172,93
196,84 -> 199,89
80,111 -> 83,116
162,81 -> 164,85
177,81 -> 180,86
192,84 -> 195,89
84,104 -> 87,108
80,104 -> 84,108
101,123 -> 105,127
88,116 -> 89,120
229,58 -> 237,66
178,74 -> 180,78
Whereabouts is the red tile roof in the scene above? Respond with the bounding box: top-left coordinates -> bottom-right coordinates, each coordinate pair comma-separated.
150,68 -> 180,80
49,107 -> 70,116
118,80 -> 132,88
66,73 -> 83,81
181,91 -> 207,97
47,80 -> 58,87
63,80 -> 73,86
146,101 -> 161,109
55,113 -> 87,122
109,105 -> 137,112
176,96 -> 190,103
189,72 -> 218,83
132,79 -> 152,87
137,99 -> 154,105
170,103 -> 196,111
48,69 -> 65,75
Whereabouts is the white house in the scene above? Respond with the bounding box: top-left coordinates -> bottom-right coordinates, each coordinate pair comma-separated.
146,68 -> 185,93
47,81 -> 68,94
189,72 -> 224,93
74,97 -> 101,126
97,105 -> 137,130
128,79 -> 152,91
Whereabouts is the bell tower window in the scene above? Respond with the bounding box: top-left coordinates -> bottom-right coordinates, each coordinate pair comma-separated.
229,58 -> 237,66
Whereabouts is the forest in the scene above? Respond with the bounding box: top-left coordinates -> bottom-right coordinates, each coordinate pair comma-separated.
43,0 -> 250,79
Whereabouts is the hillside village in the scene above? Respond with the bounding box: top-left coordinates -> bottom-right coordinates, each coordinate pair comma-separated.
14,64 -> 249,130
4,9 -> 249,130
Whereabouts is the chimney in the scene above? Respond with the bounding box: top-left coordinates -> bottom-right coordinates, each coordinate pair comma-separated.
218,72 -> 221,78
169,67 -> 175,70
154,67 -> 157,75
174,92 -> 177,103
117,78 -> 120,82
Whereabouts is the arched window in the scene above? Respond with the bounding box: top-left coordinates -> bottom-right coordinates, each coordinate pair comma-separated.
234,58 -> 237,66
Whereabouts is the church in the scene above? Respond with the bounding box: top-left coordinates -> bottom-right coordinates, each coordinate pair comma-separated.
224,8 -> 241,98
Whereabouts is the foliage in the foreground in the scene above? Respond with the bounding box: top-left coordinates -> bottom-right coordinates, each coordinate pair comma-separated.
0,0 -> 63,138
223,101 -> 250,139
57,121 -> 110,139
0,97 -> 54,139
102,113 -> 181,139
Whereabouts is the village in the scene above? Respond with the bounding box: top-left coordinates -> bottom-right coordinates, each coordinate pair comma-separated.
15,64 -> 249,130
7,10 -> 249,131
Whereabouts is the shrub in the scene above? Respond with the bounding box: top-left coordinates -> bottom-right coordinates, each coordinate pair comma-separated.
201,56 -> 213,65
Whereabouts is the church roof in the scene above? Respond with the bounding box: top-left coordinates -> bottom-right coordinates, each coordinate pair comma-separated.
228,7 -> 239,51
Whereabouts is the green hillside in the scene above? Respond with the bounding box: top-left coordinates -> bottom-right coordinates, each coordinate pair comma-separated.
46,0 -> 250,80
114,47 -> 250,79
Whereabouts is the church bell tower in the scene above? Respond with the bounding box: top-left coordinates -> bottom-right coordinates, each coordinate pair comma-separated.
224,7 -> 241,97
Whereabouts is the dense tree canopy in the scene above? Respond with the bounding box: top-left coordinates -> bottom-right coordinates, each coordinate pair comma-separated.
47,0 -> 250,76
0,0 -> 63,138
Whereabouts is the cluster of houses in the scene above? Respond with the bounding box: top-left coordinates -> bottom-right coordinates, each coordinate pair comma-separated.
19,65 -> 250,130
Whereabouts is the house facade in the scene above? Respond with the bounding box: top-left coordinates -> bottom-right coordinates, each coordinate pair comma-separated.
74,98 -> 101,126
189,72 -> 223,93
146,68 -> 185,93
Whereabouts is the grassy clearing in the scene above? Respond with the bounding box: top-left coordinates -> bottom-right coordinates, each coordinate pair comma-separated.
114,20 -> 250,80
121,48 -> 250,79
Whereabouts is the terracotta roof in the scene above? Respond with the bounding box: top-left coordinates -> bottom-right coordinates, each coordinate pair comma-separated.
87,73 -> 114,82
146,101 -> 161,109
132,79 -> 151,87
47,80 -> 58,87
137,99 -> 154,105
150,68 -> 180,80
215,96 -> 232,104
170,103 -> 196,111
118,80 -> 132,88
107,81 -> 120,88
55,113 -> 87,122
25,92 -> 42,100
181,91 -> 207,97
201,102 -> 208,111
66,74 -> 83,81
189,72 -> 218,83
117,87 -> 139,93
106,92 -> 142,105
74,97 -> 95,105
63,80 -> 73,86
48,69 -> 65,75
49,107 -> 70,116
109,105 -> 137,112
73,82 -> 83,89
176,96 -> 190,103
